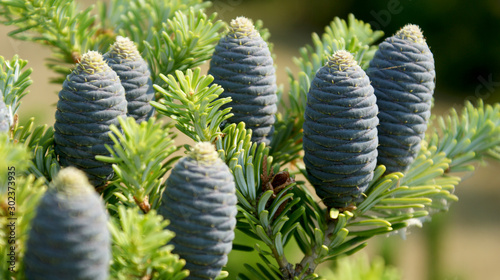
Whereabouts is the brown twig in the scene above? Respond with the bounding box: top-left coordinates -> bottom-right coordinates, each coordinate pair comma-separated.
134,195 -> 151,214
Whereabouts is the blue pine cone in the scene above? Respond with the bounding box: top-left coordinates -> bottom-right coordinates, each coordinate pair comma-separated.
159,142 -> 237,280
0,97 -> 10,133
208,17 -> 277,145
24,167 -> 110,280
367,24 -> 435,174
103,36 -> 155,123
54,51 -> 128,187
303,50 -> 379,208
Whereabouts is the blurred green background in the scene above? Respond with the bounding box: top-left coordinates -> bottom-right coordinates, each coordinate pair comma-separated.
1,0 -> 499,279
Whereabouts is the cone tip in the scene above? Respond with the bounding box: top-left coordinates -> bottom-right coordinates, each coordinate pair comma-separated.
53,166 -> 95,195
229,16 -> 258,37
326,50 -> 358,71
396,24 -> 425,44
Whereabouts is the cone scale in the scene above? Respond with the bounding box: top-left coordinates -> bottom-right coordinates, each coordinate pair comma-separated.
159,142 -> 237,280
303,51 -> 379,208
367,24 -> 435,174
54,51 -> 128,186
208,17 -> 277,145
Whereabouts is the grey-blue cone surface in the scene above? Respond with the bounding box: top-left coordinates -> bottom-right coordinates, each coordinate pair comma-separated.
24,167 -> 110,280
159,142 -> 237,280
54,51 -> 127,187
208,17 -> 277,145
367,24 -> 435,174
103,36 -> 155,123
303,50 -> 379,208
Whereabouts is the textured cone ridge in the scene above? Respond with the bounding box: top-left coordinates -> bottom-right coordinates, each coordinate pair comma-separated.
24,167 -> 110,280
367,24 -> 435,174
54,51 -> 127,187
303,51 -> 379,208
208,17 -> 277,145
104,36 -> 155,123
159,142 -> 237,280
0,97 -> 10,133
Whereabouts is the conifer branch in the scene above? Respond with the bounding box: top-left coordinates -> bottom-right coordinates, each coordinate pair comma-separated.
0,1 -> 220,85
152,68 -> 232,143
13,119 -> 60,183
0,55 -> 32,119
99,0 -> 209,51
97,117 -> 179,213
0,0 -> 104,83
0,134 -> 46,279
109,206 -> 189,280
144,8 -> 225,86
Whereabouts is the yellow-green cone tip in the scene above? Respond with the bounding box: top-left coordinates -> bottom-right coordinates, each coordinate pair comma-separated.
52,166 -> 94,196
229,16 -> 259,38
189,142 -> 219,164
109,36 -> 142,60
326,50 -> 358,71
396,24 -> 425,44
75,51 -> 110,74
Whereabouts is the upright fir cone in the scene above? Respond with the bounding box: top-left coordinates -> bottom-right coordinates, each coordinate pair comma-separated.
103,36 -> 155,123
208,16 -> 277,145
54,51 -> 127,187
367,24 -> 435,174
24,167 -> 110,280
159,142 -> 237,280
0,97 -> 9,133
303,50 -> 379,208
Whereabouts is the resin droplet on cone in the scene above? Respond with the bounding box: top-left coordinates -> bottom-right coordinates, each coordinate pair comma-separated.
208,17 -> 277,145
24,167 -> 110,280
104,36 -> 155,123
159,142 -> 237,280
54,51 -> 128,186
367,24 -> 435,174
303,50 -> 379,208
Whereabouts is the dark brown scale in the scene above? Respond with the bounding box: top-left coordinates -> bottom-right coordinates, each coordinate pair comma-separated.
259,155 -> 295,219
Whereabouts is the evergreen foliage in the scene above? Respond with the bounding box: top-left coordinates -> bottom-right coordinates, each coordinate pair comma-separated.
97,117 -> 179,214
1,1 -> 500,280
0,55 -> 32,134
152,68 -> 232,143
0,97 -> 9,133
109,206 -> 189,280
